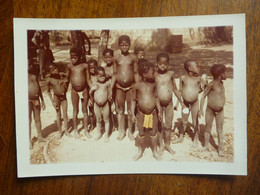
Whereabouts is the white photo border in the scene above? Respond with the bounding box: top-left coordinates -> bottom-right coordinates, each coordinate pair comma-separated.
13,14 -> 247,177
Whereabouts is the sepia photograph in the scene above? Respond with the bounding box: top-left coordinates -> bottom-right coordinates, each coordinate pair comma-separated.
14,15 -> 247,177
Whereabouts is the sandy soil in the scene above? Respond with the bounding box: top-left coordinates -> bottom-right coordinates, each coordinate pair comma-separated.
30,44 -> 234,164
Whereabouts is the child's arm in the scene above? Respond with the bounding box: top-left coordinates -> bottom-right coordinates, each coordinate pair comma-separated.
111,60 -> 117,91
131,84 -> 137,123
199,74 -> 208,93
85,63 -> 92,88
174,77 -> 183,110
198,82 -> 213,118
155,85 -> 162,122
133,58 -> 139,82
171,73 -> 185,109
38,78 -> 46,110
107,82 -> 112,102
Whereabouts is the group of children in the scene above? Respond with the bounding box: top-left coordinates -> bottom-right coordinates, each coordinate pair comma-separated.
28,34 -> 227,160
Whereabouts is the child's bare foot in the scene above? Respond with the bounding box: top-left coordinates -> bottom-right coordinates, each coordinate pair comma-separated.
128,131 -> 135,141
65,131 -> 72,138
117,132 -> 126,141
158,146 -> 164,155
95,133 -> 102,141
133,151 -> 143,161
74,130 -> 81,139
84,130 -> 92,138
153,151 -> 162,161
165,145 -> 175,156
172,134 -> 184,144
218,150 -> 224,157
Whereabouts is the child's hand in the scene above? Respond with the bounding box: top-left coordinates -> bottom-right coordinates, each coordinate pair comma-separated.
92,84 -> 98,91
42,101 -> 46,110
158,112 -> 163,122
111,102 -> 116,113
132,113 -> 136,123
88,99 -> 94,107
198,109 -> 204,118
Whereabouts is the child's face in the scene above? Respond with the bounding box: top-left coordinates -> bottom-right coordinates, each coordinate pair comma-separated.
89,63 -> 96,75
137,51 -> 145,60
50,66 -> 59,75
119,40 -> 130,53
221,70 -> 227,80
70,53 -> 80,65
103,53 -> 113,64
144,66 -> 155,80
97,70 -> 106,83
157,57 -> 169,72
189,61 -> 200,74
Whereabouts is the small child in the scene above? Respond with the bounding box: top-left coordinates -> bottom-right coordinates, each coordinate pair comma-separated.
88,59 -> 98,132
134,46 -> 145,62
155,53 -> 185,156
199,64 -> 226,156
28,59 -> 46,149
111,35 -> 138,141
46,64 -> 71,138
67,47 -> 92,139
102,48 -> 114,79
89,66 -> 112,142
131,60 -> 162,161
173,59 -> 205,146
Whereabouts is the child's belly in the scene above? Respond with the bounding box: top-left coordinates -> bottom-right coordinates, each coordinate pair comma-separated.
207,95 -> 225,112
157,87 -> 172,106
182,88 -> 199,103
28,83 -> 40,99
138,99 -> 156,115
94,91 -> 108,106
71,77 -> 86,92
116,73 -> 134,88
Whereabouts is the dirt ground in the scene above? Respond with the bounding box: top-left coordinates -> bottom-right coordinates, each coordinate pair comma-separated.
30,44 -> 234,164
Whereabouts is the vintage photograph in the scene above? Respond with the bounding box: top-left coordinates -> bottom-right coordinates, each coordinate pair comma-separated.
14,15 -> 247,177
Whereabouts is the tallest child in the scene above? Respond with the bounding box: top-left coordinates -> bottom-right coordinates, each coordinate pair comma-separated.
111,35 -> 139,140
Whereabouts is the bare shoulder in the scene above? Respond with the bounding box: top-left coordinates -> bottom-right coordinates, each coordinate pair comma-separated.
82,63 -> 88,68
180,75 -> 186,81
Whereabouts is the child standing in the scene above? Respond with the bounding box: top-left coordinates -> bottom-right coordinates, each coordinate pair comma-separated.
173,60 -> 204,146
90,66 -> 112,142
131,60 -> 162,161
28,60 -> 46,149
155,53 -> 185,155
46,64 -> 71,138
199,64 -> 226,156
111,35 -> 138,141
67,47 -> 92,139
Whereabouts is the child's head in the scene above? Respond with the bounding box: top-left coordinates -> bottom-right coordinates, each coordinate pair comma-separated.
48,64 -> 59,75
134,47 -> 145,60
103,48 -> 114,65
156,52 -> 170,72
210,64 -> 226,80
70,47 -> 82,65
88,59 -> 98,75
118,35 -> 131,54
95,66 -> 106,83
184,59 -> 200,75
138,60 -> 155,81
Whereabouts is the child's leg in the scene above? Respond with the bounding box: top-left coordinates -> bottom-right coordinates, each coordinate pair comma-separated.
88,105 -> 95,131
29,102 -> 33,149
133,111 -> 145,161
157,122 -> 164,155
103,102 -> 110,143
190,100 -> 199,147
215,110 -> 224,156
33,103 -> 47,141
150,113 -> 162,161
61,99 -> 72,137
164,102 -> 175,155
115,89 -> 126,140
126,89 -> 134,140
71,89 -> 80,138
94,103 -> 102,141
82,88 -> 91,138
202,107 -> 214,151
53,98 -> 62,138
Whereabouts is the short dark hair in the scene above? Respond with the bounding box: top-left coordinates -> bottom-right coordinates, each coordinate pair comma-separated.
138,60 -> 153,77
210,64 -> 226,79
156,52 -> 169,62
184,59 -> 196,72
70,47 -> 82,57
94,66 -> 105,75
118,35 -> 131,44
134,47 -> 144,55
103,48 -> 114,57
87,59 -> 98,66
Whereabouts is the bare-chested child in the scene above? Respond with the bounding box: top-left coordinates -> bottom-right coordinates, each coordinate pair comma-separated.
88,59 -> 98,132
89,66 -> 112,142
155,53 -> 185,156
173,60 -> 205,147
111,35 -> 138,141
28,60 -> 47,149
131,60 -> 162,161
46,64 -> 71,138
67,47 -> 91,139
199,64 -> 226,156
